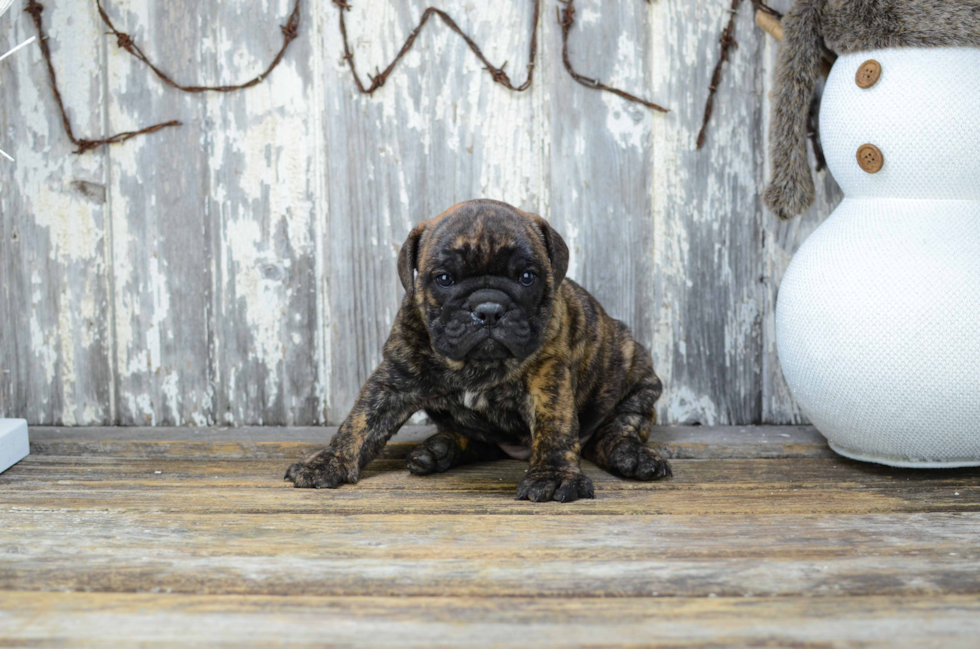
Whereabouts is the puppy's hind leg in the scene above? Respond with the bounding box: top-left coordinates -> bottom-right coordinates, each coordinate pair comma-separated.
406,426 -> 508,476
583,372 -> 671,481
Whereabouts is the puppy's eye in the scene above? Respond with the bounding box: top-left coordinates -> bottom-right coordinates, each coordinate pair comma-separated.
435,273 -> 454,288
519,271 -> 536,287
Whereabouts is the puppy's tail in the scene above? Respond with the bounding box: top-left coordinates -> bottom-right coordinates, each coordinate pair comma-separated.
764,0 -> 825,220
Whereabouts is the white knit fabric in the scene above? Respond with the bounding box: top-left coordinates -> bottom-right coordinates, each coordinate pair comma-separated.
820,48 -> 980,200
776,48 -> 980,467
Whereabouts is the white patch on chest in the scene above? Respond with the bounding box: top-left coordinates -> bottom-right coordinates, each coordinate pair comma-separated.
462,390 -> 488,411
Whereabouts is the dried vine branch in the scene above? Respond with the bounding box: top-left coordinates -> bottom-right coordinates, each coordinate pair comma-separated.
96,0 -> 302,93
25,0 -> 180,154
557,0 -> 667,112
696,0 -> 742,149
333,0 -> 539,94
697,0 -> 792,150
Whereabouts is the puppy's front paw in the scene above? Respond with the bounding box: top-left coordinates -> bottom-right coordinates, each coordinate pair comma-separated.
284,450 -> 357,489
516,466 -> 595,503
406,434 -> 459,475
608,439 -> 672,481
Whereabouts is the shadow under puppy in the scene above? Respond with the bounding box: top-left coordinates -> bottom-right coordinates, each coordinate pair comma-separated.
285,199 -> 669,502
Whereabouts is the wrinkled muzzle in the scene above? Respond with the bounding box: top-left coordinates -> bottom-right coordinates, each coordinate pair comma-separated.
431,287 -> 536,362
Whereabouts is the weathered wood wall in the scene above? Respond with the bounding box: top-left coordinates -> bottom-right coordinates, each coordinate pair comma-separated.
0,0 -> 840,427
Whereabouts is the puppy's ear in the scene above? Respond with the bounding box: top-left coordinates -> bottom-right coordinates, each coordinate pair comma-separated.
535,217 -> 569,288
397,223 -> 425,295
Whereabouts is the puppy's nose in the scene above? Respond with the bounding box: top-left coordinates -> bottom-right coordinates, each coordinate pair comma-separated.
472,302 -> 505,327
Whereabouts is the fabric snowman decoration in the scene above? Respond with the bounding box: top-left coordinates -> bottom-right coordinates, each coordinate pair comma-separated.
766,0 -> 980,466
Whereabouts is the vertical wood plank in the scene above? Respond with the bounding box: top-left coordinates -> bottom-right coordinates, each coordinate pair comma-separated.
541,0 -> 657,365
0,1 -> 112,425
319,0 -> 542,423
649,1 -> 767,425
203,0 -> 321,426
759,0 -> 841,424
105,0 -> 212,425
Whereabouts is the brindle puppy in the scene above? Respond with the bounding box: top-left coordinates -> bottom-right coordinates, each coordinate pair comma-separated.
285,199 -> 670,502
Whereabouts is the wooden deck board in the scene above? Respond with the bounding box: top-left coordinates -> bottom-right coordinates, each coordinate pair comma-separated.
3,427 -> 980,646
2,510 -> 979,598
25,425 -> 834,460
3,592 -> 980,648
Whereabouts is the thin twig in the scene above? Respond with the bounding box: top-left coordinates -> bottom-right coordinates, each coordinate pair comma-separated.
24,0 -> 180,154
557,0 -> 667,112
96,0 -> 302,93
334,0 -> 539,94
696,0 -> 785,150
696,0 -> 742,149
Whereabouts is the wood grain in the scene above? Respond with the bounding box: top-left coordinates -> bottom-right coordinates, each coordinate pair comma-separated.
542,0 -> 657,354
202,0 -> 321,427
649,0 -> 768,426
2,510 -> 979,597
0,0 -> 113,426
3,592 -> 979,648
104,0 -> 212,426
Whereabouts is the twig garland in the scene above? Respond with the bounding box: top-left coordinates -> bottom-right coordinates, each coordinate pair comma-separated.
557,0 -> 667,112
24,0 -> 302,154
25,0 -> 180,154
332,0 -> 539,95
333,0 -> 665,113
18,0 -> 821,161
96,0 -> 301,93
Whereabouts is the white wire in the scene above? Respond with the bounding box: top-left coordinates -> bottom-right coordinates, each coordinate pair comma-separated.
0,35 -> 35,64
0,0 -> 15,19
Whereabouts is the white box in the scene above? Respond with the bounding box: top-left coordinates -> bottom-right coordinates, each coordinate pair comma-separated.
0,419 -> 29,474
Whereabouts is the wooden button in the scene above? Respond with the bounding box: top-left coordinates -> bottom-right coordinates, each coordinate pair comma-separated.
855,59 -> 881,88
856,143 -> 884,173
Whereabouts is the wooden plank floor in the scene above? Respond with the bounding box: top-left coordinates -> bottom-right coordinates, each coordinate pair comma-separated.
2,426 -> 980,648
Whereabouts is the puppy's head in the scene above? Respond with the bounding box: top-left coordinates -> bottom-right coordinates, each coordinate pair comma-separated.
398,199 -> 568,364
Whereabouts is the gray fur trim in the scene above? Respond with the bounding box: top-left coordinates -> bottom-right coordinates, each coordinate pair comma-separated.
765,0 -> 980,220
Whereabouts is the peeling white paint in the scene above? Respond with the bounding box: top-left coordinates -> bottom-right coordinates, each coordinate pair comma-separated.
666,385 -> 719,426
161,370 -> 181,425
601,33 -> 649,151
144,255 -> 170,373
